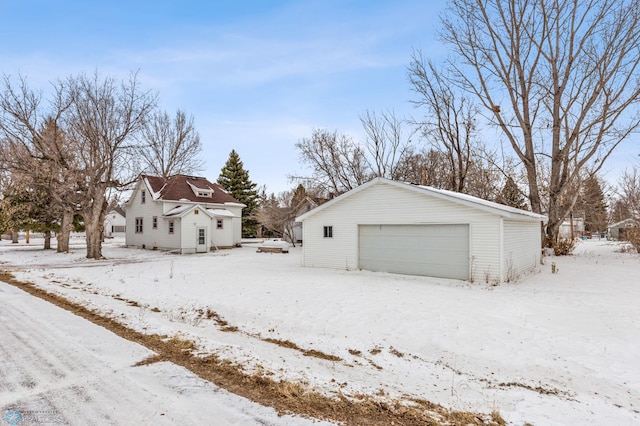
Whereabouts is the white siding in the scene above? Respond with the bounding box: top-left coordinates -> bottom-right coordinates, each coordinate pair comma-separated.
125,185 -> 172,249
104,211 -> 126,237
225,204 -> 243,246
179,209 -> 212,254
126,182 -> 244,252
302,181 -> 503,282
502,219 -> 542,281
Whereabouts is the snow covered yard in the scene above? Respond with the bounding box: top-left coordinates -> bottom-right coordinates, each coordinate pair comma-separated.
1,237 -> 639,425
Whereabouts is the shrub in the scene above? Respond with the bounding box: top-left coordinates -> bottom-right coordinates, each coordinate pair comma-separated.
553,238 -> 577,256
625,227 -> 640,253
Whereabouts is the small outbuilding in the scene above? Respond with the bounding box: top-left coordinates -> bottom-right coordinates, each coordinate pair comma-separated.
296,178 -> 546,283
104,206 -> 126,238
608,218 -> 637,240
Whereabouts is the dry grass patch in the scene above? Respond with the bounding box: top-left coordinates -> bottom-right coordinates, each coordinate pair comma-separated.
369,347 -> 382,355
491,410 -> 507,425
263,338 -> 342,362
389,346 -> 404,358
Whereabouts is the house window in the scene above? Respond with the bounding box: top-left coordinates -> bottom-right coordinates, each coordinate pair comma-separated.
152,216 -> 158,229
197,191 -> 212,198
113,225 -> 125,233
194,209 -> 199,215
135,217 -> 143,233
141,190 -> 146,204
217,219 -> 223,229
168,220 -> 174,234
323,226 -> 333,238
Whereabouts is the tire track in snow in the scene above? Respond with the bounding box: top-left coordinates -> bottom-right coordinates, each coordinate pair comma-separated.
0,281 -> 333,425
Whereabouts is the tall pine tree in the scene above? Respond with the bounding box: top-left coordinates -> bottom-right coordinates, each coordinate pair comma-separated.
577,176 -> 608,233
217,150 -> 259,237
496,176 -> 528,210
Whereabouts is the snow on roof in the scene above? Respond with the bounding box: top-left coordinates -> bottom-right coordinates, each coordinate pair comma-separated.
163,205 -> 191,217
143,176 -> 165,200
207,209 -> 238,218
608,218 -> 637,228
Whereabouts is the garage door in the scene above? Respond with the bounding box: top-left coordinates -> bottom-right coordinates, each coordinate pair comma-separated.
358,224 -> 469,280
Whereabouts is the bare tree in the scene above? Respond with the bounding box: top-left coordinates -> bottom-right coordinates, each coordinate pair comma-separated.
0,76 -> 79,252
139,109 -> 204,177
439,0 -> 640,247
64,71 -> 156,259
392,147 -> 453,187
360,110 -> 413,180
257,190 -> 298,244
616,167 -> 640,222
408,53 -> 480,193
292,128 -> 371,198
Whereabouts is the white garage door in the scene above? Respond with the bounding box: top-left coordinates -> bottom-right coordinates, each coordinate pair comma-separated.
358,224 -> 469,280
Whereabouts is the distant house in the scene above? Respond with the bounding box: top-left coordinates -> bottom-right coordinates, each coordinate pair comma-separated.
608,218 -> 637,240
296,178 -> 547,283
558,216 -> 585,239
125,175 -> 245,253
104,207 -> 126,238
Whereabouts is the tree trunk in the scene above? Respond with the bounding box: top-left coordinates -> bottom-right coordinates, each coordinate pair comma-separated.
85,220 -> 104,259
57,207 -> 75,253
44,230 -> 52,250
11,230 -> 18,243
83,194 -> 107,260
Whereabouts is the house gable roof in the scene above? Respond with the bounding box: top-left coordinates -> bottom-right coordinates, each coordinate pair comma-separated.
608,218 -> 637,228
107,206 -> 126,217
141,174 -> 243,205
296,177 -> 547,222
163,204 -> 215,218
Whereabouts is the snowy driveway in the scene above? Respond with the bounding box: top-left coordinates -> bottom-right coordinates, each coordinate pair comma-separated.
0,281 -> 328,426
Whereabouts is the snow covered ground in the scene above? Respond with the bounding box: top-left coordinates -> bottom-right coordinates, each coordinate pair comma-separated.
1,236 -> 639,425
0,279 -> 331,425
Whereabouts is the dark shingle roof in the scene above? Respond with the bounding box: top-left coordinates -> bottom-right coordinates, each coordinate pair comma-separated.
142,174 -> 242,205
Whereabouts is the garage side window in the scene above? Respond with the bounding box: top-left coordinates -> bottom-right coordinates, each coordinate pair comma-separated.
323,226 -> 333,238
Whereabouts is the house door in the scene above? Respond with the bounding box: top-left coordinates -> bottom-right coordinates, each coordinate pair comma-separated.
196,227 -> 208,253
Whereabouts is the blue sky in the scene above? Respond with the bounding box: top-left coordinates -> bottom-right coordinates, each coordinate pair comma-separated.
1,1 -> 635,194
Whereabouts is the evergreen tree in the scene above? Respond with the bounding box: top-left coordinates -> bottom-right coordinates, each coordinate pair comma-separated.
291,184 -> 308,209
0,182 -> 59,247
578,176 -> 609,233
496,176 -> 528,210
217,150 -> 259,237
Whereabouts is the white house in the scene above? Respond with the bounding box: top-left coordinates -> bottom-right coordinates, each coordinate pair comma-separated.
558,216 -> 585,239
103,207 -> 126,238
296,178 -> 547,283
125,175 -> 244,253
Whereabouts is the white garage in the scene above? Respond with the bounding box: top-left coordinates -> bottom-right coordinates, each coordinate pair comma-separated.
296,178 -> 546,283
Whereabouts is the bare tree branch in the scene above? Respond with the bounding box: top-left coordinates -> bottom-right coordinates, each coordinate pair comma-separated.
440,0 -> 640,246
139,109 -> 204,177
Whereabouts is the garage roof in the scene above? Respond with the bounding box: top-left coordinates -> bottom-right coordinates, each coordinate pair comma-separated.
296,177 -> 547,222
